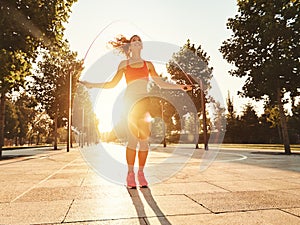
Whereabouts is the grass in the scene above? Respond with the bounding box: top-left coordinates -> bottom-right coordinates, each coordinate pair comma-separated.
219,143 -> 300,151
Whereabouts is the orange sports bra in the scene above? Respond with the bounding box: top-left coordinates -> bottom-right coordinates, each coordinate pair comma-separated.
125,60 -> 149,84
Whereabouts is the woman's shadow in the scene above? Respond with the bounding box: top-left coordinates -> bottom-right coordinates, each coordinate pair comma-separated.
127,187 -> 172,225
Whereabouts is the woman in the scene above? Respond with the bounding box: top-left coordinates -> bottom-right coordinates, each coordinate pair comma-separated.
80,35 -> 191,188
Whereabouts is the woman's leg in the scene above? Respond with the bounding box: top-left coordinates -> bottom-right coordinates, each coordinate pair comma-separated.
126,115 -> 139,188
136,113 -> 151,187
137,112 -> 151,168
126,115 -> 139,172
126,147 -> 136,173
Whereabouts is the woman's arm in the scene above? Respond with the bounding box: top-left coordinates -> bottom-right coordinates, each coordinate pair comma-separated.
79,60 -> 126,89
147,61 -> 192,91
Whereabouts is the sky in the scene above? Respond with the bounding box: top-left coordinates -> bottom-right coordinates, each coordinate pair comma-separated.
64,0 -> 263,132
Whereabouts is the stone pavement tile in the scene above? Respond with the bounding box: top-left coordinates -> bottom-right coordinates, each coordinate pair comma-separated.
146,209 -> 300,225
15,186 -> 83,202
80,176 -> 118,186
54,168 -> 89,174
0,200 -> 72,225
76,185 -> 130,199
127,189 -> 210,215
149,182 -> 228,195
0,173 -> 47,182
281,178 -> 300,185
188,190 -> 300,213
281,208 -> 300,217
50,218 -> 147,225
14,185 -> 129,202
280,189 -> 300,197
36,177 -> 84,188
65,190 -> 209,223
63,163 -> 89,169
221,167 -> 300,180
209,178 -> 300,192
162,166 -> 247,183
0,183 -> 35,203
64,197 -> 138,222
135,193 -> 210,216
50,172 -> 88,179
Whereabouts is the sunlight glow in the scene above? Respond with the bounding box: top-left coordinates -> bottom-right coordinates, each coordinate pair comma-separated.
95,78 -> 126,132
94,63 -> 168,133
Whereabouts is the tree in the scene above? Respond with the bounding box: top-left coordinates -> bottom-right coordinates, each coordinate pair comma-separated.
240,103 -> 260,143
4,99 -> 19,145
30,42 -> 83,149
259,106 -> 280,143
211,100 -> 226,136
72,84 -> 100,146
14,92 -> 38,145
0,0 -> 78,156
0,50 -> 30,152
220,0 -> 299,153
224,93 -> 243,143
167,39 -> 213,148
288,101 -> 300,143
28,111 -> 53,145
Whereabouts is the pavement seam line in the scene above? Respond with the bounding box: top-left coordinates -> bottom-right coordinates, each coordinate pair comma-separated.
205,181 -> 233,192
183,194 -> 214,214
279,208 -> 300,218
210,207 -> 299,215
62,199 -> 75,223
10,156 -> 79,203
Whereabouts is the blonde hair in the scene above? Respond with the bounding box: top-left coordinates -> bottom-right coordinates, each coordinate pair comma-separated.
109,34 -> 141,58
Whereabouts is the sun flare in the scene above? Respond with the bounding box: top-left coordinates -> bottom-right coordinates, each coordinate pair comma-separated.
95,83 -> 126,132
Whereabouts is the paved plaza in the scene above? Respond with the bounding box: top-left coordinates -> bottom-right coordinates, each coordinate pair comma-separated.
0,144 -> 299,225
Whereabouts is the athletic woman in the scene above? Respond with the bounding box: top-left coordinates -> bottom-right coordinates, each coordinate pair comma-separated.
80,35 -> 191,188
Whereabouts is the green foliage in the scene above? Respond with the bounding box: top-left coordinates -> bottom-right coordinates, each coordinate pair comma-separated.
0,0 -> 76,53
223,95 -> 300,144
220,0 -> 300,102
14,92 -> 38,144
72,84 -> 100,143
288,101 -> 300,143
0,0 -> 78,152
27,111 -> 53,145
30,42 -> 83,125
167,39 -> 212,89
0,0 -> 77,92
166,39 -> 213,114
4,100 -> 19,140
0,49 -> 31,92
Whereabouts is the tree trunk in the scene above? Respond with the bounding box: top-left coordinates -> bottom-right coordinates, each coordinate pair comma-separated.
36,133 -> 40,145
0,91 -> 6,158
54,112 -> 58,150
277,124 -> 282,143
194,113 -> 199,149
277,87 -> 291,154
14,136 -> 18,146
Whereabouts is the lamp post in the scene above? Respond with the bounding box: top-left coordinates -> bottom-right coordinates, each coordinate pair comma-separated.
67,66 -> 72,152
161,99 -> 167,147
199,79 -> 208,150
81,107 -> 84,148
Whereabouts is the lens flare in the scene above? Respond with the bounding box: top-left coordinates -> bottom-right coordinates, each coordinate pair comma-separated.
74,21 -> 226,186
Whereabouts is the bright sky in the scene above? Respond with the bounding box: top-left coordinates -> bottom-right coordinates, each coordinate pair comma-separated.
64,0 -> 263,132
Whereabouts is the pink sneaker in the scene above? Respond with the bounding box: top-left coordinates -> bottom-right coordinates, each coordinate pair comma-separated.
138,171 -> 148,187
126,172 -> 136,188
